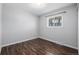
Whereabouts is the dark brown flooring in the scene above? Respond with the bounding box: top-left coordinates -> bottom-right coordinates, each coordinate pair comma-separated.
1,38 -> 78,55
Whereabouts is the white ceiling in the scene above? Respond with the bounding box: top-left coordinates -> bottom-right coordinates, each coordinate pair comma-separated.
3,3 -> 74,16
25,3 -> 74,16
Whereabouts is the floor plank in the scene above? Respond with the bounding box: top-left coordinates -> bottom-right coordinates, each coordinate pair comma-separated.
1,38 -> 78,55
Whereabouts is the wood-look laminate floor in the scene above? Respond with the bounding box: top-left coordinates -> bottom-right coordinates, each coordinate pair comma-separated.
1,38 -> 78,55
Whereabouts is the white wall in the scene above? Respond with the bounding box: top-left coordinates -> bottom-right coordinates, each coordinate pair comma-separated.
78,3 -> 79,54
0,4 -> 2,53
39,4 -> 78,49
2,4 -> 38,46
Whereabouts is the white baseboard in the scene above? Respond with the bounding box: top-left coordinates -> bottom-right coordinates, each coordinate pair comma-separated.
39,36 -> 78,50
1,36 -> 78,50
2,37 -> 37,47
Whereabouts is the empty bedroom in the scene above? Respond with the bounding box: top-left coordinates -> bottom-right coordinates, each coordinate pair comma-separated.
0,3 -> 78,55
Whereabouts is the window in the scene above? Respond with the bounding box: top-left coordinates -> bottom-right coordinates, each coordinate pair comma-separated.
47,14 -> 63,28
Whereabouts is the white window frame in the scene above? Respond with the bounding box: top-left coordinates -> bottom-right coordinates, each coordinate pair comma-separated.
47,14 -> 63,28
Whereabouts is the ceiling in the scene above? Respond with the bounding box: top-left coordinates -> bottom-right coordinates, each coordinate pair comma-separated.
3,3 -> 74,16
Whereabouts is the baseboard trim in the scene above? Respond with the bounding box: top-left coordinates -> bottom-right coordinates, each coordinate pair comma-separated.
1,36 -> 78,50
2,37 -> 37,47
39,36 -> 78,50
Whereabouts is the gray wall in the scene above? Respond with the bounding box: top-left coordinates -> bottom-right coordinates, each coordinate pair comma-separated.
0,4 -> 2,52
39,5 -> 78,49
2,4 -> 38,46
